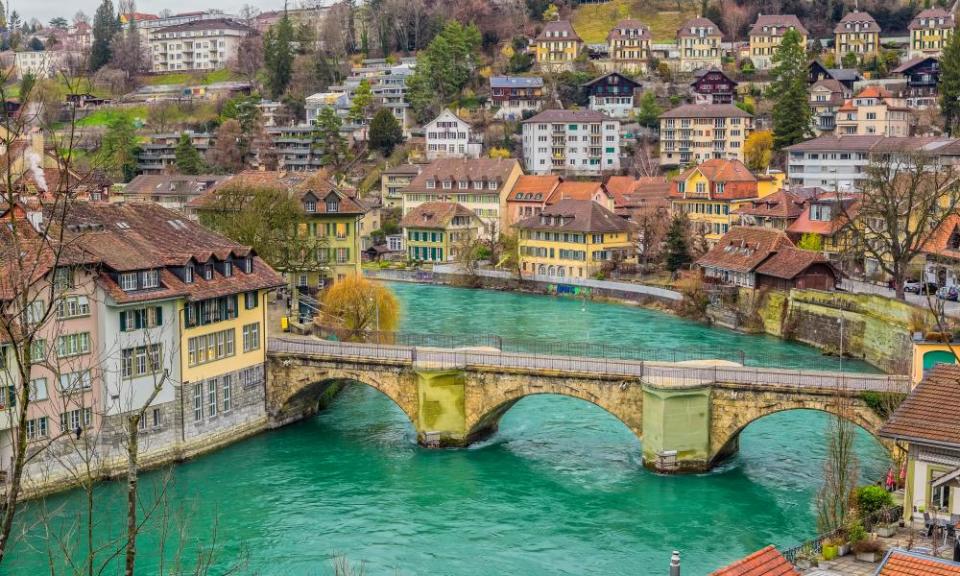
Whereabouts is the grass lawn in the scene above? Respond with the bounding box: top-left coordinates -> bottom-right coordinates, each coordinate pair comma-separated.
141,68 -> 238,86
572,0 -> 695,43
76,105 -> 149,127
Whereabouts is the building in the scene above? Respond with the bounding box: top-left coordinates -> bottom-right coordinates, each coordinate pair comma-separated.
908,8 -> 955,59
607,19 -> 651,73
504,174 -> 561,226
690,68 -> 738,105
489,76 -> 544,120
876,549 -> 960,576
381,164 -> 422,209
14,50 -> 82,79
583,72 -> 639,119
148,18 -> 251,73
748,15 -> 808,70
605,175 -> 671,218
709,545 -> 800,576
292,179 -> 366,288
835,86 -> 912,137
785,190 -> 860,258
262,125 -> 325,172
424,109 -> 482,161
669,159 -> 762,242
137,131 -> 215,175
880,363 -> 960,523
834,11 -> 881,63
521,109 -> 621,175
893,56 -> 941,108
808,79 -> 849,135
533,20 -> 583,70
677,17 -> 722,72
736,188 -> 817,230
399,202 -> 484,263
401,158 -> 524,239
659,104 -> 754,166
808,61 -> 863,92
516,199 -> 634,279
305,91 -> 350,125
119,175 -> 231,214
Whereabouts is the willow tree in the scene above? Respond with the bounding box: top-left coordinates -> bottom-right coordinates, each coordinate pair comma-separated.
320,275 -> 400,341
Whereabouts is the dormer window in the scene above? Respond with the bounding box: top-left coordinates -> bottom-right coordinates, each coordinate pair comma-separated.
203,264 -> 214,280
184,264 -> 195,283
426,180 -> 436,189
304,199 -> 317,213
223,262 -> 233,278
119,272 -> 138,291
243,256 -> 253,273
141,270 -> 160,289
443,179 -> 452,189
459,180 -> 468,189
326,198 -> 339,213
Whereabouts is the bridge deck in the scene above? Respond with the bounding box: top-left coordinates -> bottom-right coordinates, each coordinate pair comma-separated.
267,337 -> 910,393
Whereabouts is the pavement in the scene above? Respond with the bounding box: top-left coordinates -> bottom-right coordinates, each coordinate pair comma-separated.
802,521 -> 959,575
840,279 -> 960,318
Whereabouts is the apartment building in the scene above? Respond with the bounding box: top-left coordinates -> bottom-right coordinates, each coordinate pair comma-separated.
533,20 -> 583,70
521,109 -> 621,175
677,17 -> 722,72
748,14 -> 808,70
424,110 -> 482,161
669,158 -> 764,243
834,11 -> 881,63
908,8 -> 954,59
261,125 -> 325,172
809,79 -> 849,135
148,18 -> 251,73
835,86 -> 912,137
400,202 -> 484,263
658,104 -> 754,167
137,131 -> 215,174
489,76 -> 545,120
15,50 -> 83,79
296,181 -> 366,288
607,19 -> 652,73
381,164 -> 422,209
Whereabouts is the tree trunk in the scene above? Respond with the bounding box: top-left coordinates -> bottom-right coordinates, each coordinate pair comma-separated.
125,416 -> 140,576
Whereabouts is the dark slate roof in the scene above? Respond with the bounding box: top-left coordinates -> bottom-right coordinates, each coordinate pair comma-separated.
834,11 -> 881,34
490,76 -> 544,89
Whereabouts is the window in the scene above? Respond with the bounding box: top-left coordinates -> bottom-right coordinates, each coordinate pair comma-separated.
29,340 -> 45,363
243,257 -> 253,273
29,378 -> 48,401
141,269 -> 160,288
187,329 -> 235,366
119,273 -> 138,291
120,307 -> 163,331
152,407 -> 161,428
193,383 -> 203,421
203,264 -> 214,280
26,417 -> 48,439
58,296 -> 90,319
59,370 -> 92,392
223,262 -> 232,277
60,408 -> 92,432
121,344 -> 162,378
54,267 -> 74,291
57,332 -> 91,357
304,200 -> 317,213
184,265 -> 195,283
243,322 -> 261,352
244,291 -> 258,310
207,379 -> 218,418
222,375 -> 232,412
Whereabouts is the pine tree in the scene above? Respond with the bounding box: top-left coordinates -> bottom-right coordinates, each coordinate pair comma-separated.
348,79 -> 373,124
313,107 -> 350,175
940,30 -> 960,136
175,133 -> 205,175
665,214 -> 692,272
90,0 -> 118,71
369,108 -> 403,156
263,13 -> 294,99
769,29 -> 811,150
635,91 -> 662,129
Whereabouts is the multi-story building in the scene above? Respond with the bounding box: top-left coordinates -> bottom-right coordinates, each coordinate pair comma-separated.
137,131 -> 215,174
424,109 -> 482,161
809,79 -> 849,135
835,86 -> 912,137
381,164 -> 422,209
893,56 -> 942,108
658,104 -> 753,167
305,92 -> 351,125
134,10 -> 235,41
15,50 -> 83,79
148,18 -> 251,73
119,175 -> 231,214
809,61 -> 863,92
504,174 -> 561,226
401,158 -> 523,239
834,11 -> 881,64
690,68 -> 738,105
583,72 -> 640,118
521,109 -> 621,175
607,19 -> 651,73
516,199 -> 635,279
677,17 -> 722,72
748,14 -> 808,70
489,76 -> 545,120
262,125 -> 325,172
669,158 -> 765,243
736,188 -> 816,231
786,190 -> 861,257
533,20 -> 583,70
290,180 -> 366,288
908,8 -> 954,59
399,202 -> 484,263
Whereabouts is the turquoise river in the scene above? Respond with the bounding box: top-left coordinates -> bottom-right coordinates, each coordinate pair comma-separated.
7,282 -> 890,575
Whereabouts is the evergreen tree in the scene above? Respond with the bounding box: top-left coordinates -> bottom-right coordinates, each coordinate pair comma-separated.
635,91 -> 662,129
99,115 -> 139,181
769,29 -> 811,150
263,13 -> 294,98
90,0 -> 118,71
665,214 -> 692,272
175,133 -> 205,175
940,30 -> 960,136
406,21 -> 482,122
348,79 -> 373,124
368,108 -> 403,156
313,107 -> 350,175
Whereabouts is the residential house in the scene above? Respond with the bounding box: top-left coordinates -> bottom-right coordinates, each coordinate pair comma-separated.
489,76 -> 545,120
148,18 -> 251,73
399,202 -> 483,263
808,79 -> 849,135
137,131 -> 215,175
835,86 -> 912,137
748,14 -> 808,70
786,190 -> 860,258
677,17 -> 722,72
670,159 -> 763,243
381,164 -> 421,209
583,72 -> 640,119
736,188 -> 818,230
504,174 -> 561,226
658,104 -> 754,166
875,549 -> 960,576
607,19 -> 651,73
533,20 -> 583,71
521,109 -> 621,175
893,56 -> 941,108
15,49 -> 83,79
698,226 -> 838,290
921,212 -> 960,287
424,109 -> 482,161
808,61 -> 863,92
605,175 -> 671,218
119,175 -> 231,215
400,158 -> 524,239
834,11 -> 881,63
908,8 -> 955,59
690,68 -> 738,105
305,91 -> 351,125
293,180 -> 367,288
709,546 -> 800,576
516,199 -> 635,279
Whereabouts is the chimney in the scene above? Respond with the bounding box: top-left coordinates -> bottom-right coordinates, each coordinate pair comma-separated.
26,210 -> 43,232
670,551 -> 680,576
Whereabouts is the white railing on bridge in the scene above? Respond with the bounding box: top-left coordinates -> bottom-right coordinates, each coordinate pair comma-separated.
267,337 -> 910,393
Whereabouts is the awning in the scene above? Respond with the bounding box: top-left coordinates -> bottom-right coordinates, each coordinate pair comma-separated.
931,467 -> 960,489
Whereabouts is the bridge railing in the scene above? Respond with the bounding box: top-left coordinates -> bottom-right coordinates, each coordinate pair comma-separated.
268,337 -> 910,393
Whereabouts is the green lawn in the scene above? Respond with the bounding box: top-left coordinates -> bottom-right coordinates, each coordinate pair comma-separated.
76,105 -> 149,127
141,68 -> 238,86
571,0 -> 696,43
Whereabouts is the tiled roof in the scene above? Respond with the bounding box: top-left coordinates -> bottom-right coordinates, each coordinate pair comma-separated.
709,545 -> 800,576
607,19 -> 652,41
908,8 -> 954,30
880,364 -> 960,447
123,174 -> 230,198
660,103 -> 752,119
736,189 -> 808,219
515,199 -> 632,234
548,181 -> 609,203
786,193 -> 859,236
677,17 -> 721,38
875,548 -> 960,575
403,158 -> 521,194
671,160 -> 758,200
535,20 -> 581,42
605,176 -> 639,198
921,212 -> 960,260
834,11 -> 881,34
582,72 -> 641,88
749,15 -> 809,37
511,175 -> 561,200
811,78 -> 845,95
856,85 -> 894,99
697,227 -> 794,274
523,108 -> 613,123
755,246 -> 832,280
399,202 -> 478,229
892,55 -> 940,74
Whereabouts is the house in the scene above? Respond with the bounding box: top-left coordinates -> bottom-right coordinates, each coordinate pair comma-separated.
875,549 -> 960,576
515,199 -> 634,279
709,545 -> 800,576
424,109 -> 482,161
305,91 -> 350,125
607,19 -> 651,73
677,17 -> 722,72
786,190 -> 860,258
658,104 -> 754,166
15,49 -> 83,79
583,72 -> 640,118
550,181 -> 615,212
137,131 -> 215,175
489,76 -> 544,120
808,61 -> 863,92
808,79 -> 848,135
533,20 -> 583,71
880,363 -> 960,523
690,68 -> 738,105
606,175 -> 671,218
697,226 -> 838,290
400,158 -> 524,239
920,212 -> 960,287
748,14 -> 808,70
834,11 -> 881,64
148,18 -> 251,73
893,56 -> 941,108
504,174 -> 561,226
521,109 -> 621,175
908,8 -> 955,59
736,188 -> 816,230
292,179 -> 367,288
119,174 -> 231,215
399,202 -> 483,263
670,159 -> 762,243
381,164 -> 421,209
835,86 -> 912,137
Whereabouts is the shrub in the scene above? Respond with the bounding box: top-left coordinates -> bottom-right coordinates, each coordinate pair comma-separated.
852,538 -> 883,554
855,485 -> 893,516
848,520 -> 867,544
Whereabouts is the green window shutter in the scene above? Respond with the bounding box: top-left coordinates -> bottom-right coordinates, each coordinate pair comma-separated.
155,307 -> 163,326
345,248 -> 350,261
345,222 -> 350,235
119,311 -> 126,332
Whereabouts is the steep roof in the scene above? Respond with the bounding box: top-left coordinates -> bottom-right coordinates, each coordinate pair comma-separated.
709,545 -> 800,576
535,20 -> 581,42
672,159 -> 758,200
736,189 -> 808,219
523,108 -> 614,123
399,202 -> 478,229
908,8 -> 954,30
548,181 -> 609,203
755,246 -> 833,280
677,17 -> 721,38
607,19 -> 652,41
660,103 -> 752,119
510,175 -> 561,201
880,363 -> 960,448
582,72 -> 641,89
515,199 -> 631,234
875,548 -> 960,576
834,11 -> 881,34
786,193 -> 859,236
403,158 -> 521,193
921,212 -> 960,260
697,227 -> 794,274
892,55 -> 940,75
749,14 -> 809,37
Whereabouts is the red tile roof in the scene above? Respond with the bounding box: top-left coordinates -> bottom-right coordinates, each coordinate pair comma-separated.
399,202 -> 479,229
511,175 -> 561,201
671,160 -> 758,200
697,227 -> 795,274
786,194 -> 859,236
516,199 -> 632,234
660,103 -> 752,119
755,246 -> 832,280
736,189 -> 808,219
548,181 -> 609,203
922,212 -> 960,260
880,364 -> 960,447
710,546 -> 800,576
876,548 -> 960,575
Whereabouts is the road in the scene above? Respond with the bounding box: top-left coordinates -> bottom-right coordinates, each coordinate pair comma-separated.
840,279 -> 960,318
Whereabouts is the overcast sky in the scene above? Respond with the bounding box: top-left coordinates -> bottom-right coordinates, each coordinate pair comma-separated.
18,0 -> 288,26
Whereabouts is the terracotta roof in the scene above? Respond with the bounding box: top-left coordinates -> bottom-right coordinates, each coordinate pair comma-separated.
736,189 -> 808,219
709,546 -> 800,576
856,85 -> 894,99
548,181 -> 609,204
811,78 -> 845,94
881,364 -> 960,447
908,8 -> 954,30
605,176 -> 639,198
523,108 -> 613,123
403,158 -> 521,194
922,212 -> 960,260
511,175 -> 562,200
749,15 -> 809,37
697,227 -> 794,274
875,548 -> 960,575
515,199 -> 632,234
786,193 -> 859,236
677,17 -> 721,38
399,202 -> 478,229
123,174 -> 230,198
660,103 -> 752,119
755,246 -> 832,280
834,11 -> 881,34
535,20 -> 581,42
671,160 -> 758,200
607,19 -> 651,41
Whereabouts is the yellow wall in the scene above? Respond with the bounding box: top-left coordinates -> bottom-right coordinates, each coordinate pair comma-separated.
535,40 -> 582,64
302,213 -> 362,286
910,341 -> 959,385
519,229 -> 634,277
180,290 -> 268,384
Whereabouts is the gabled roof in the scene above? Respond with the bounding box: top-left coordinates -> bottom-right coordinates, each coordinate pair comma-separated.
403,158 -> 521,193
834,11 -> 881,34
755,246 -> 833,280
691,68 -> 738,88
607,19 -> 652,41
677,17 -> 721,38
548,181 -> 610,204
736,189 -> 808,219
660,103 -> 752,119
672,159 -> 758,200
399,202 -> 479,229
811,78 -> 845,94
921,212 -> 960,260
535,20 -> 581,42
786,193 -> 859,236
697,227 -> 795,274
875,548 -> 960,576
908,8 -> 954,30
880,363 -> 960,448
709,546 -> 799,576
749,14 -> 809,37
510,175 -> 561,201
892,55 -> 940,75
515,199 -> 631,234
582,72 -> 641,89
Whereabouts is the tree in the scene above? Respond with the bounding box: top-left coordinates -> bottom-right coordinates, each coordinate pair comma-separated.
99,114 -> 139,181
206,119 -> 245,172
230,32 -> 264,83
543,3 -> 559,20
108,3 -> 148,86
769,29 -> 811,150
743,130 -> 774,172
312,107 -> 350,175
49,16 -> 69,29
174,133 -> 205,175
263,12 -> 295,98
90,0 -> 119,71
665,213 -> 692,272
320,275 -> 401,340
26,37 -> 43,51
406,21 -> 482,122
635,91 -> 662,129
348,79 -> 373,124
940,30 -> 960,136
816,396 -> 859,533
797,232 -> 823,251
488,147 -> 511,159
368,108 -> 403,156
841,51 -> 858,70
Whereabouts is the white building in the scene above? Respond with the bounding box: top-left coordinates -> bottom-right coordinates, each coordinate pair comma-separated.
424,109 -> 482,161
305,92 -> 350,125
148,18 -> 250,73
521,109 -> 621,175
15,50 -> 82,79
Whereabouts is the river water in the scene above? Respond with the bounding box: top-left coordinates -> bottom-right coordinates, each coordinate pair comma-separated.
7,283 -> 890,575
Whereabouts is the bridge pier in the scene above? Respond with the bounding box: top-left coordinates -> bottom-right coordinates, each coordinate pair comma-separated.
641,385 -> 716,473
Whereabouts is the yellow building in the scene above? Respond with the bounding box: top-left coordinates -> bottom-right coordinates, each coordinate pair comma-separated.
835,86 -> 912,137
533,20 -> 583,71
834,11 -> 881,63
670,159 -> 768,243
909,340 -> 958,385
399,202 -> 483,263
748,14 -> 808,70
381,164 -> 421,208
607,19 -> 651,73
908,8 -> 955,59
677,17 -> 722,72
297,182 -> 366,288
516,198 -> 634,279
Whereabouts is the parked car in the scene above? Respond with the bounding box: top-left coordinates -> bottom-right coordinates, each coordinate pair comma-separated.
905,281 -> 938,295
936,286 -> 958,301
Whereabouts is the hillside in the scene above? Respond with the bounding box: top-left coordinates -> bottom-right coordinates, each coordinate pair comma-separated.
571,0 -> 697,43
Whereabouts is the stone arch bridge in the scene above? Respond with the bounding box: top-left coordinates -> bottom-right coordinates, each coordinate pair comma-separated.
266,337 -> 909,472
